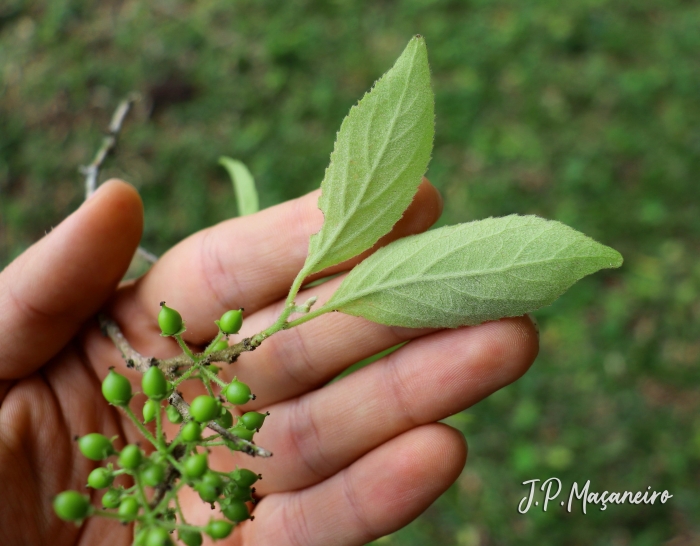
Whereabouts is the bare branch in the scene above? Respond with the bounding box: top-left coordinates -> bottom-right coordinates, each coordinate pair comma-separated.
81,93 -> 140,198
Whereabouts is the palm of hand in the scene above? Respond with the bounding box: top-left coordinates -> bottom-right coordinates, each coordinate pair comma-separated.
0,180 -> 537,546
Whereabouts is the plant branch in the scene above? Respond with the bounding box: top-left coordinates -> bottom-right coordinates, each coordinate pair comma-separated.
81,93 -> 140,198
169,391 -> 271,458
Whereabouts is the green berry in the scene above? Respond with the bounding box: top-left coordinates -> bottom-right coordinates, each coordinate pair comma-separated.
239,411 -> 268,431
181,420 -> 202,442
195,481 -> 220,503
134,528 -> 150,546
205,519 -> 234,540
202,471 -> 224,490
53,491 -> 90,521
101,369 -> 132,406
141,463 -> 166,487
190,395 -> 220,423
222,499 -> 250,522
87,467 -> 114,489
217,309 -> 243,335
225,484 -> 252,502
78,433 -> 115,461
183,453 -> 208,479
166,405 -> 183,424
217,409 -> 233,429
178,529 -> 203,546
142,366 -> 170,401
210,338 -> 229,352
146,527 -> 173,546
158,302 -> 183,336
143,399 -> 160,423
118,496 -> 139,520
224,380 -> 252,405
101,488 -> 121,508
119,444 -> 143,470
232,468 -> 260,487
230,425 -> 255,442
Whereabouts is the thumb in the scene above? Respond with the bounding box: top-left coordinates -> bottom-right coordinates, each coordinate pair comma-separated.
0,180 -> 143,379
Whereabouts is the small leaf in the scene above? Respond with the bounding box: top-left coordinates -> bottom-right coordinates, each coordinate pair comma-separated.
219,157 -> 260,216
303,35 -> 434,276
324,215 -> 623,328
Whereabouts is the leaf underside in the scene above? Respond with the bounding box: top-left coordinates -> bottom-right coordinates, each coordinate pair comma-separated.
325,215 -> 624,328
303,35 -> 434,276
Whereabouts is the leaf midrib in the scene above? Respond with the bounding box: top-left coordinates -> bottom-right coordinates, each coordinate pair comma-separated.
309,43 -> 421,272
329,253 -> 608,310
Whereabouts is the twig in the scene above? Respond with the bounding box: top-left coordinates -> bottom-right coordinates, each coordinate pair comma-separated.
81,94 -> 159,266
81,93 -> 140,198
150,443 -> 186,509
169,392 -> 271,458
98,314 -> 272,459
99,315 -> 258,375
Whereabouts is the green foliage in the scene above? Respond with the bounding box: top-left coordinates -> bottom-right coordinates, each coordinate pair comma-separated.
6,1 -> 699,543
218,157 -> 260,216
302,36 -> 434,276
327,215 -> 621,328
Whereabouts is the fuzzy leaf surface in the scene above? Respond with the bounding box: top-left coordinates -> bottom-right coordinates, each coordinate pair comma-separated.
303,35 -> 434,275
325,215 -> 623,328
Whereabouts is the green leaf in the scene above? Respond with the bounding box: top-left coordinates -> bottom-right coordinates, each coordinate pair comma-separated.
323,215 -> 623,328
302,35 -> 434,276
219,157 -> 260,216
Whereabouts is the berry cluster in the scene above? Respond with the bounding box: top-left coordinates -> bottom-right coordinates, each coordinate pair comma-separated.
53,304 -> 269,545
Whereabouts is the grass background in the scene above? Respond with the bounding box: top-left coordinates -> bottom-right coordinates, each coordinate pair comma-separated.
1,0 -> 699,544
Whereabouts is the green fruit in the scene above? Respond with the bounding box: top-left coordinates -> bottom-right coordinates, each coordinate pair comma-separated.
195,482 -> 220,503
181,421 -> 202,442
217,309 -> 243,335
183,453 -> 208,479
217,409 -> 233,429
101,488 -> 121,508
142,366 -> 170,401
189,395 -> 220,423
158,302 -> 183,336
142,463 -> 166,487
119,444 -> 143,470
232,468 -> 260,487
224,380 -> 252,405
78,433 -> 114,461
101,370 -> 132,406
202,471 -> 224,490
134,528 -> 150,546
87,467 -> 114,489
53,491 -> 90,521
239,411 -> 267,431
146,527 -> 173,546
225,484 -> 252,502
222,499 -> 250,522
143,399 -> 160,423
166,405 -> 183,424
178,529 -> 203,546
230,425 -> 255,442
205,519 -> 234,540
210,338 -> 229,352
118,496 -> 139,520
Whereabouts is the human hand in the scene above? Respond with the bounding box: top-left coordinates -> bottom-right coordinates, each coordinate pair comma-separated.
0,178 -> 538,545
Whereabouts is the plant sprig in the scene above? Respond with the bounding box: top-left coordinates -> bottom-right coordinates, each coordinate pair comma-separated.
55,35 -> 622,545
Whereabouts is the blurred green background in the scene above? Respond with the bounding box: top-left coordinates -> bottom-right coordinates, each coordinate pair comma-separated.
1,0 -> 699,544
